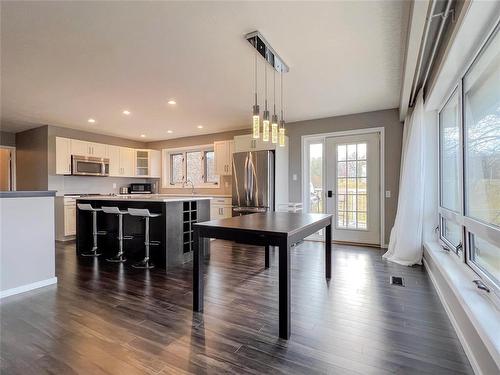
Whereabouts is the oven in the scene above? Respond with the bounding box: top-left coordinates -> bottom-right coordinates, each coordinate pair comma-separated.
71,155 -> 109,176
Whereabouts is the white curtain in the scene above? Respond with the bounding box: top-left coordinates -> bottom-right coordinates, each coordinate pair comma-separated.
383,93 -> 425,266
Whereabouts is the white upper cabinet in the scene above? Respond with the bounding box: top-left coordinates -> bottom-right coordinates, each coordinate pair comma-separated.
55,136 -> 159,178
91,142 -> 107,158
107,145 -> 121,176
120,147 -> 135,177
70,139 -> 91,156
70,139 -> 107,158
55,137 -> 72,175
214,140 -> 234,176
149,150 -> 161,178
134,149 -> 162,178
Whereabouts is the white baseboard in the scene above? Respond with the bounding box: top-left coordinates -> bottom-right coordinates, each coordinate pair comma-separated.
423,258 -> 482,375
0,277 -> 58,299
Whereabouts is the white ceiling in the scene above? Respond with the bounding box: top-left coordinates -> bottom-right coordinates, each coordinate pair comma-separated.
1,1 -> 407,141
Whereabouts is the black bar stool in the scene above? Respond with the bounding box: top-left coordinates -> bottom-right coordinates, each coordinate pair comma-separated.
127,208 -> 161,269
101,206 -> 131,263
77,203 -> 104,257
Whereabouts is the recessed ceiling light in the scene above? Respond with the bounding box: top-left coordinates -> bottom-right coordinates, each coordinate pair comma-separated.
197,125 -> 203,129
167,100 -> 176,105
122,110 -> 131,115
140,134 -> 146,138
167,130 -> 173,134
88,118 -> 96,123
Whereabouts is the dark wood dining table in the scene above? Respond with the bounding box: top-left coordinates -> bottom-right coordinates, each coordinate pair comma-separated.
192,212 -> 333,339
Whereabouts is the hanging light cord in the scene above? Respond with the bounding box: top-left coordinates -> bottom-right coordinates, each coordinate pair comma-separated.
280,69 -> 284,125
273,69 -> 276,115
254,37 -> 258,106
264,61 -> 268,109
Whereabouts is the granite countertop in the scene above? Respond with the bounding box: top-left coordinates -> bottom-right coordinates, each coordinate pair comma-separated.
76,194 -> 212,203
0,190 -> 57,198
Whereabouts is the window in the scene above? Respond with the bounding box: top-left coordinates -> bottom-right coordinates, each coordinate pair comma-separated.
336,142 -> 367,229
463,26 -> 500,228
164,145 -> 219,188
438,23 -> 500,293
463,24 -> 500,288
439,89 -> 461,213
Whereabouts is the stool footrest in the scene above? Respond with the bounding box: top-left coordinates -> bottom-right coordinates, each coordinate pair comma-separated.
97,231 -> 107,235
123,235 -> 134,240
150,241 -> 161,246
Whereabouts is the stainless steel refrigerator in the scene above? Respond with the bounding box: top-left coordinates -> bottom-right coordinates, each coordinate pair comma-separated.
232,150 -> 274,215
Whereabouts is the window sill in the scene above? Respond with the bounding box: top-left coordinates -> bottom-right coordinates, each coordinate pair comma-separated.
423,240 -> 500,370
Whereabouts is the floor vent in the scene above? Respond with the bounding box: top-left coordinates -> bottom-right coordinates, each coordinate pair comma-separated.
390,276 -> 405,287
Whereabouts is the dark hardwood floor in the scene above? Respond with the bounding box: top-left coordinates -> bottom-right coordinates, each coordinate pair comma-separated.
1,240 -> 473,374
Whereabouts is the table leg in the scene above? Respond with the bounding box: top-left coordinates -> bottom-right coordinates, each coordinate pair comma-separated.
278,239 -> 291,339
265,245 -> 270,268
325,222 -> 332,279
193,227 -> 204,312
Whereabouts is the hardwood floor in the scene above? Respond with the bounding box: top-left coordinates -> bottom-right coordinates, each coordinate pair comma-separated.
1,240 -> 473,374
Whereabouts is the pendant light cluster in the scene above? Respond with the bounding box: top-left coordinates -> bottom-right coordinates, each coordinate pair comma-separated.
247,32 -> 288,147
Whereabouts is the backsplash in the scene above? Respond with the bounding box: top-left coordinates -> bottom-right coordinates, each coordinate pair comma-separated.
48,175 -> 159,196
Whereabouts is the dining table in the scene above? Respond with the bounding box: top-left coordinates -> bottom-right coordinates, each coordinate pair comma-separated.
192,211 -> 333,339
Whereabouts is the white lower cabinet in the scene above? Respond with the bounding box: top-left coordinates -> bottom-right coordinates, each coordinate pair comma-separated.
64,204 -> 76,236
210,197 -> 232,220
55,197 -> 76,240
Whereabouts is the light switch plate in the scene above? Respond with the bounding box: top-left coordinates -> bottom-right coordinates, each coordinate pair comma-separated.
292,174 -> 297,181
112,183 -> 117,189
385,190 -> 391,198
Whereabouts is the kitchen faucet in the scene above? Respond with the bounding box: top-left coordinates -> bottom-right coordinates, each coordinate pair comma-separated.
182,179 -> 195,195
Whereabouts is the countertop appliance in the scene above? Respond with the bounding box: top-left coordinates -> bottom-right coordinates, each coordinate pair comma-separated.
232,150 -> 274,215
119,187 -> 129,195
71,155 -> 109,176
129,183 -> 152,194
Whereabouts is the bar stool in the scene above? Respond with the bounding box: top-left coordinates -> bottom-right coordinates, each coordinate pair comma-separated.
77,203 -> 104,257
127,208 -> 161,269
101,206 -> 131,263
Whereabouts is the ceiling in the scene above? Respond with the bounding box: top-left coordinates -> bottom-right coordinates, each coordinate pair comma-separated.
1,1 -> 408,141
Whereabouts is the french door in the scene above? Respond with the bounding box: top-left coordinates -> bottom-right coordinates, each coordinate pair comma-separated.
325,133 -> 380,245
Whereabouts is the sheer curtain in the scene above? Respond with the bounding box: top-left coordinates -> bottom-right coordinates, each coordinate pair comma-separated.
383,93 -> 425,265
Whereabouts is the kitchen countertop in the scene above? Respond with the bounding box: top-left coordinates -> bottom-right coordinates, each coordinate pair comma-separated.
0,190 -> 57,198
76,194 -> 212,203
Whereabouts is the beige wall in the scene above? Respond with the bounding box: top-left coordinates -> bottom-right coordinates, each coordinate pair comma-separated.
286,108 -> 403,244
147,129 -> 247,195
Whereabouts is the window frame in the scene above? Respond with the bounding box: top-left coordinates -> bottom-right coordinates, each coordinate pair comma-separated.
438,85 -> 465,259
162,144 -> 219,189
437,21 -> 500,298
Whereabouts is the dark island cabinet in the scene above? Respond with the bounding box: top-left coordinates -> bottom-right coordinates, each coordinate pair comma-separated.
76,198 -> 210,269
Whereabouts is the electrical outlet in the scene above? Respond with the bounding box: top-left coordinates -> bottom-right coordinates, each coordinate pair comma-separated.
292,174 -> 297,181
112,183 -> 117,189
385,190 -> 391,198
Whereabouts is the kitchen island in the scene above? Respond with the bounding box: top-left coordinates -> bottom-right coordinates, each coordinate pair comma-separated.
76,195 -> 210,269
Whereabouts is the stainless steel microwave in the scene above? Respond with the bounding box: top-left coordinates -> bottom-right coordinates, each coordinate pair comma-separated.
71,155 -> 109,176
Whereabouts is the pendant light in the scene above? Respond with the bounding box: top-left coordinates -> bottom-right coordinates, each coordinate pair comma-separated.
252,37 -> 260,139
279,69 -> 286,147
262,62 -> 270,142
271,69 -> 278,144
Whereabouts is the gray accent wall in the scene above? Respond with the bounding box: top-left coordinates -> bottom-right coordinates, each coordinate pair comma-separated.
0,131 -> 16,147
15,126 -> 49,190
286,108 -> 403,244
